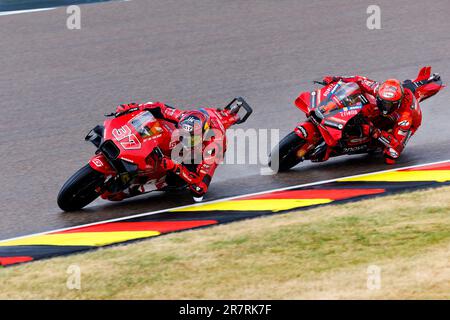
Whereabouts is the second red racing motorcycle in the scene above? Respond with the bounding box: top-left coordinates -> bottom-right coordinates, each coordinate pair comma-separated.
269,68 -> 444,172
57,97 -> 252,211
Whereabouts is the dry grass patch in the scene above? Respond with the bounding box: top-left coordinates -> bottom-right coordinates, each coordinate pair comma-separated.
0,186 -> 449,299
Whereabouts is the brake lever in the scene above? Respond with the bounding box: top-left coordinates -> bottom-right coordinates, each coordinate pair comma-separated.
313,80 -> 327,86
431,73 -> 441,81
106,106 -> 141,118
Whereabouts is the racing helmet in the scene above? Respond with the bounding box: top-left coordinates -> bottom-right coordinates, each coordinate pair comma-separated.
376,79 -> 404,115
178,110 -> 210,148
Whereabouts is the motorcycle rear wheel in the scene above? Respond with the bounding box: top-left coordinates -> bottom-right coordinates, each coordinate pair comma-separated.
57,164 -> 105,212
268,132 -> 305,172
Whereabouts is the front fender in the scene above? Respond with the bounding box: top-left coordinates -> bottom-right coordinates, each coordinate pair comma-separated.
89,154 -> 116,176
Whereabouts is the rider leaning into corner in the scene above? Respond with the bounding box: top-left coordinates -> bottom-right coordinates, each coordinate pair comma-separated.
321,66 -> 441,164
115,101 -> 239,201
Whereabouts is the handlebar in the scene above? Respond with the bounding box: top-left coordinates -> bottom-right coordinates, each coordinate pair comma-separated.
224,97 -> 253,124
105,107 -> 141,118
313,80 -> 327,86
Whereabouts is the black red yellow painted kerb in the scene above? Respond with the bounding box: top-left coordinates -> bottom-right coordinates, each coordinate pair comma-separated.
1,161 -> 450,267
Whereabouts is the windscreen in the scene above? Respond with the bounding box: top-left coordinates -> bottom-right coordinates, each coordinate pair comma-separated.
317,82 -> 364,118
130,111 -> 163,138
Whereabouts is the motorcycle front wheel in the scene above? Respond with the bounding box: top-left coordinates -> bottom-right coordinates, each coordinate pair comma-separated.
268,132 -> 305,172
57,164 -> 105,212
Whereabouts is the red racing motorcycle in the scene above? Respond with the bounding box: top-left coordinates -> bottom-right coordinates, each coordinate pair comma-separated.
269,70 -> 444,172
57,97 -> 252,211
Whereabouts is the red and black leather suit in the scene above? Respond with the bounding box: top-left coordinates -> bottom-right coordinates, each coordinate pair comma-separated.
323,75 -> 422,163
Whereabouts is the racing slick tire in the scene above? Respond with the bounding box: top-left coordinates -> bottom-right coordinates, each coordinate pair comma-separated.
57,164 -> 105,212
268,132 -> 305,172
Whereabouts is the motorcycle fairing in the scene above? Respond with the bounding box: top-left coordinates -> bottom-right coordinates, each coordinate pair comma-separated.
294,82 -> 369,147
286,67 -> 444,166
314,82 -> 367,146
403,66 -> 445,102
102,110 -> 176,171
294,82 -> 341,114
89,154 -> 115,175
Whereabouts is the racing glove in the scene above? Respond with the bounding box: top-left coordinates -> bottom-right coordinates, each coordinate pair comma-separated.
378,131 -> 403,152
362,122 -> 382,139
115,103 -> 140,115
374,128 -> 403,163
371,127 -> 382,140
362,124 -> 400,164
322,76 -> 340,85
161,156 -> 201,185
149,148 -> 179,172
365,123 -> 402,151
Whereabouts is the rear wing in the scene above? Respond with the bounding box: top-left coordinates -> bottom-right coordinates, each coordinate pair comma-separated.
403,66 -> 445,102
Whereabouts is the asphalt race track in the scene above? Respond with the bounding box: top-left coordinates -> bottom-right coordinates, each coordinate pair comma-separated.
1,0 -> 449,240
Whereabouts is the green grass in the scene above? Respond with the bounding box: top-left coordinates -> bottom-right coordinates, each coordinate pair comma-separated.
0,186 -> 449,299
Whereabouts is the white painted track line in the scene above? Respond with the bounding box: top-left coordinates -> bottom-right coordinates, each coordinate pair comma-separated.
0,159 -> 448,244
0,8 -> 56,16
0,0 -> 132,16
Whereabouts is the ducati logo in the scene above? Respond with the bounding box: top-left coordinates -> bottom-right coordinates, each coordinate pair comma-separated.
343,145 -> 367,153
112,125 -> 142,150
92,158 -> 103,167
